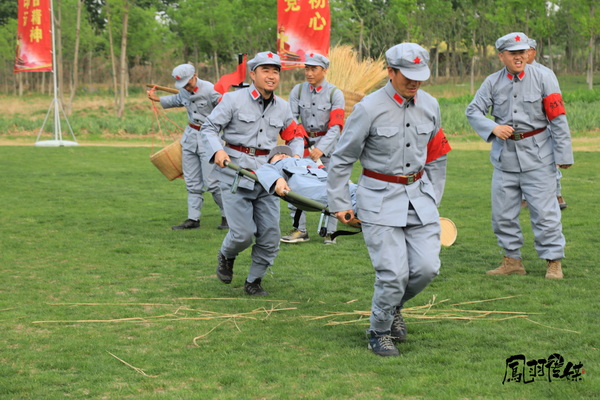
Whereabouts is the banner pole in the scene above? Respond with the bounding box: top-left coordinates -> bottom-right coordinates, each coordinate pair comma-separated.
35,0 -> 78,147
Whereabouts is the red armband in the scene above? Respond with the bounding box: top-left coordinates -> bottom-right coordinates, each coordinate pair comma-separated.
328,108 -> 345,130
543,93 -> 566,121
426,128 -> 452,164
280,120 -> 307,142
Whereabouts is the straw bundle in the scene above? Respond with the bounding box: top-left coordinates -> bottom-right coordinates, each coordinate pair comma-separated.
327,45 -> 388,120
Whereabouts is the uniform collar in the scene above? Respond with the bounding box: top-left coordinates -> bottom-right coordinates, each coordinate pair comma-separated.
506,70 -> 526,81
309,84 -> 324,93
248,83 -> 276,102
385,81 -> 417,106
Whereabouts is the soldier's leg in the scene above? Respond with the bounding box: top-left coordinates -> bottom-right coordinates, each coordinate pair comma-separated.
491,168 -> 524,259
522,165 -> 565,260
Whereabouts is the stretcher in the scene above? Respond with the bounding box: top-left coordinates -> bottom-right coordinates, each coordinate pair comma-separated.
225,161 -> 457,245
225,161 -> 361,239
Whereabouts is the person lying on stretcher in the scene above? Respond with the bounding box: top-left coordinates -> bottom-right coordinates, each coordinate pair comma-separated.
254,145 -> 359,233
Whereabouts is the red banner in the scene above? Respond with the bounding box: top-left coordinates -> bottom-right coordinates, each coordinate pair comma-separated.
277,0 -> 330,70
15,0 -> 53,73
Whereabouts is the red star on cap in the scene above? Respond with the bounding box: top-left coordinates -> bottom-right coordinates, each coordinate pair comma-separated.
309,53 -> 314,57
413,57 -> 421,64
267,52 -> 273,58
176,75 -> 181,80
515,35 -> 521,42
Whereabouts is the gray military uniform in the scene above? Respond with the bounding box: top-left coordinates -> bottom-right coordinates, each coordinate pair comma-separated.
160,79 -> 224,221
287,80 -> 345,234
201,83 -> 304,282
466,63 -> 573,260
327,81 -> 447,332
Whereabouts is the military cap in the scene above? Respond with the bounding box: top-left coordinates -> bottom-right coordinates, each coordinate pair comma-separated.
385,43 -> 430,81
172,64 -> 195,90
248,51 -> 281,71
528,38 -> 537,49
267,145 -> 293,162
496,32 -> 530,52
305,53 -> 330,69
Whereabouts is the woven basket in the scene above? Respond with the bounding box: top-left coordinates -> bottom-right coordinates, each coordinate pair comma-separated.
342,89 -> 365,121
150,140 -> 183,180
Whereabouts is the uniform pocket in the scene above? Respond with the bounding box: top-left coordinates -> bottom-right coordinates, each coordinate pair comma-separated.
238,113 -> 257,123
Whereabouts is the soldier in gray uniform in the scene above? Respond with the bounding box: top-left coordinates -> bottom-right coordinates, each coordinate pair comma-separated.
466,32 -> 573,280
527,38 -> 568,210
282,53 -> 345,245
201,52 -> 305,296
327,43 -> 450,357
148,64 -> 227,230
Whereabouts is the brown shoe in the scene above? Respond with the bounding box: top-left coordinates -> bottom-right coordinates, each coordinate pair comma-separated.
545,259 -> 563,279
521,200 -> 528,209
487,256 -> 526,275
557,196 -> 567,210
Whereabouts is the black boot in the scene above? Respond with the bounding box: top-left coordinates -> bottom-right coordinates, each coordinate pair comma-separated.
172,219 -> 200,230
216,252 -> 235,284
217,216 -> 229,230
244,278 -> 268,296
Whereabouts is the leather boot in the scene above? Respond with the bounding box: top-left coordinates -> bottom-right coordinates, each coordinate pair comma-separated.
487,256 -> 526,275
545,259 -> 563,279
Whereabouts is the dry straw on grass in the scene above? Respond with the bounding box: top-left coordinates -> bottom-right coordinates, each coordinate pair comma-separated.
305,295 -> 580,334
326,45 -> 388,119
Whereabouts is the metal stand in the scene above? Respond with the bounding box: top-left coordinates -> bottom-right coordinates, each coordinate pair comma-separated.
35,0 -> 77,147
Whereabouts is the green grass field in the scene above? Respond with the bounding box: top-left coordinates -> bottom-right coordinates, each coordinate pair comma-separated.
0,146 -> 597,399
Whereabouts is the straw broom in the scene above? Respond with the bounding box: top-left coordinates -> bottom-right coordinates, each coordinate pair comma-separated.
326,45 -> 388,120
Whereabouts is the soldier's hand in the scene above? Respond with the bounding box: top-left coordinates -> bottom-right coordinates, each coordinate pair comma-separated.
147,91 -> 160,102
310,147 -> 324,161
492,125 -> 514,140
214,150 -> 230,168
274,178 -> 291,197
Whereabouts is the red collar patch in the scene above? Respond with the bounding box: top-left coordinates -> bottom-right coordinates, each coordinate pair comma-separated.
251,89 -> 260,100
393,93 -> 404,105
193,86 -> 199,93
310,85 -> 323,93
507,70 -> 526,81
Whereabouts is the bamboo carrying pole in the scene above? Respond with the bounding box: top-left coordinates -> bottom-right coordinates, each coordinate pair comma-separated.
146,83 -> 179,94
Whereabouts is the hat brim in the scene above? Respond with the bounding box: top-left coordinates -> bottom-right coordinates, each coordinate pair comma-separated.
399,66 -> 430,82
501,44 -> 530,52
174,77 -> 192,89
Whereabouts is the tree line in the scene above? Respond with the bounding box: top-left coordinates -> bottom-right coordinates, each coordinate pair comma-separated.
0,0 -> 598,115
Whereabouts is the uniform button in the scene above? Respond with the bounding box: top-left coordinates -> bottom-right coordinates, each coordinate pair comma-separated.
406,123 -> 410,127
258,144 -> 262,148
312,114 -> 315,117
406,143 -> 411,147
514,110 -> 517,113
313,103 -> 316,106
406,163 -> 411,167
513,95 -> 517,98
260,129 -> 263,132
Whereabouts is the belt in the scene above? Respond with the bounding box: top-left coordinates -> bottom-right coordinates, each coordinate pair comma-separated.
509,127 -> 545,141
189,123 -> 201,130
362,168 -> 424,185
226,144 -> 270,156
308,131 -> 327,138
